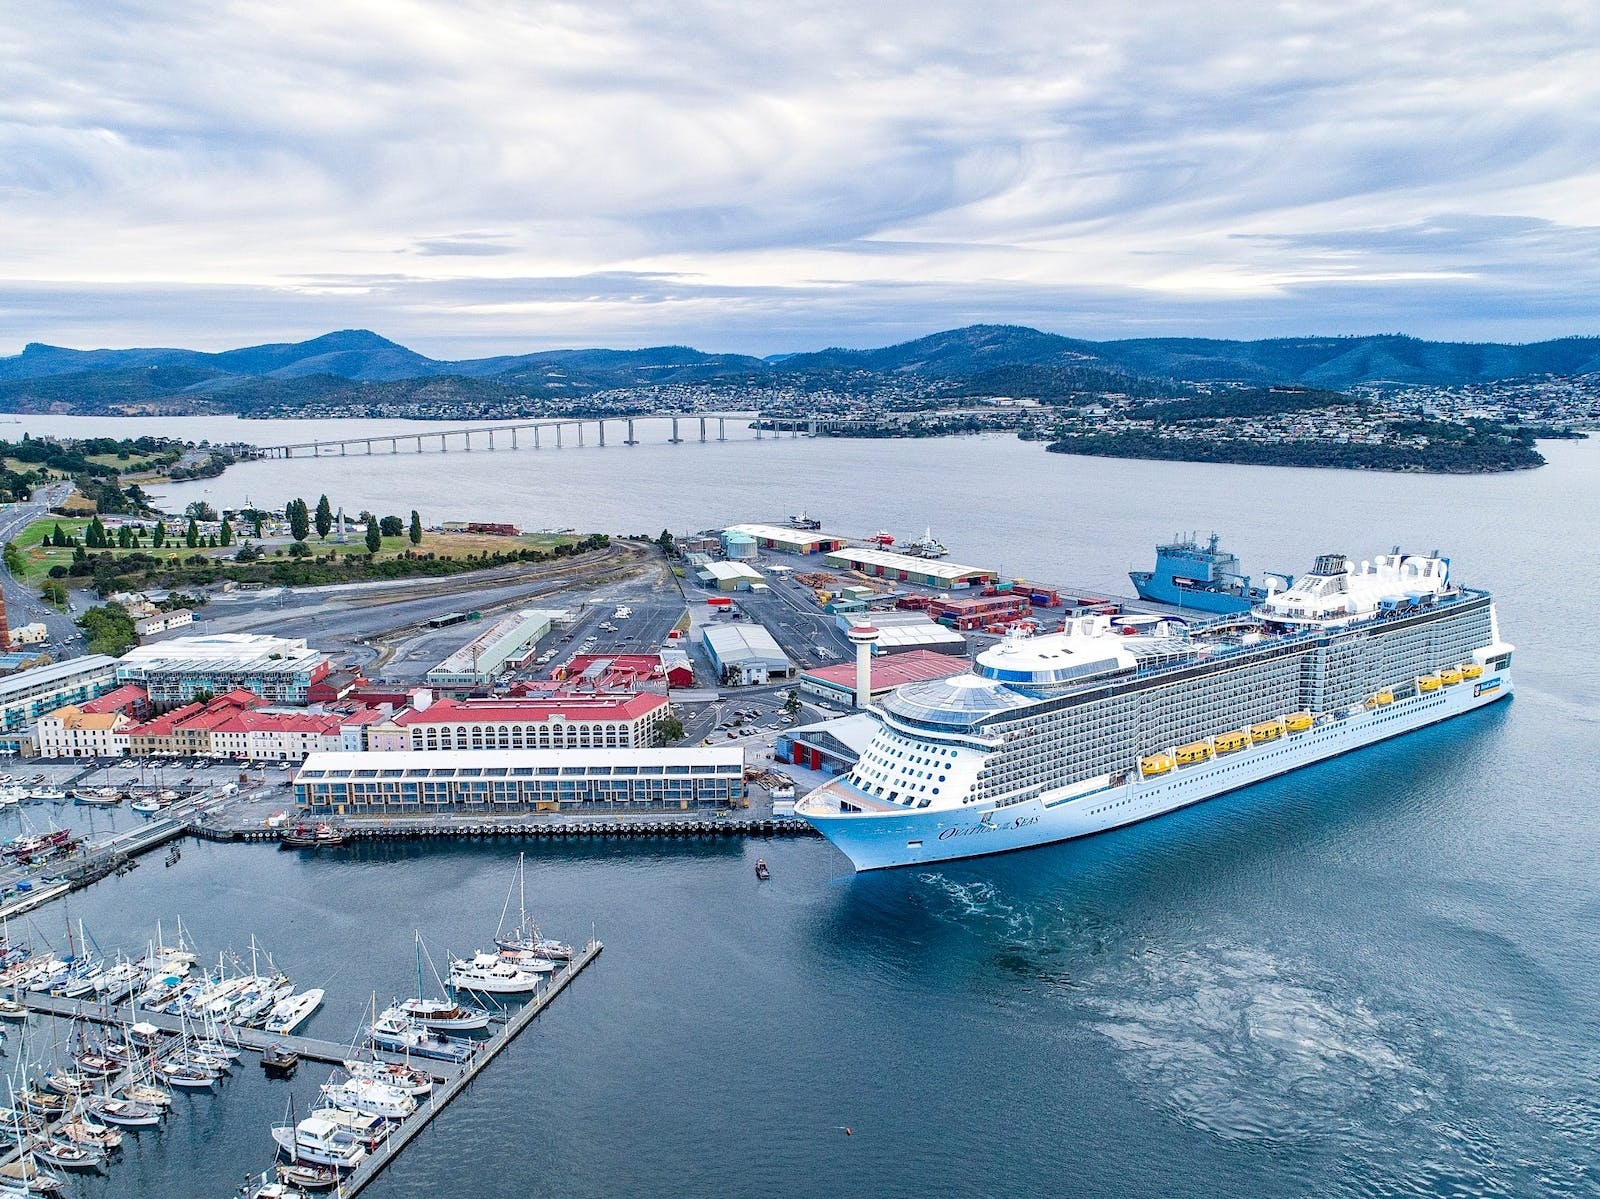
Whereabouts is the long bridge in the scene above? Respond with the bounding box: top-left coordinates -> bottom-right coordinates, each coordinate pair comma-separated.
253,412 -> 873,458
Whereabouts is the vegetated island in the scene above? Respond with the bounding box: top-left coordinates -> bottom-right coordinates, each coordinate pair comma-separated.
1043,388 -> 1555,473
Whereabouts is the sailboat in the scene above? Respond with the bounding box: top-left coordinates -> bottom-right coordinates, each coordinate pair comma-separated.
494,853 -> 572,963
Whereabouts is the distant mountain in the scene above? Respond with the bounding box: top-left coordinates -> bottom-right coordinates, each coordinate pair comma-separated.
2,324 -> 1596,416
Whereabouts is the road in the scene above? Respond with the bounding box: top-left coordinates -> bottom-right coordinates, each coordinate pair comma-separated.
0,483 -> 89,655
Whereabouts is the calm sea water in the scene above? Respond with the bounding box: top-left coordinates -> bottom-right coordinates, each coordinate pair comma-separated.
6,415 -> 1598,1198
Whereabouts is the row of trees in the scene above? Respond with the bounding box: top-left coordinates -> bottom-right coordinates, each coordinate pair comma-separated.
285,496 -> 424,551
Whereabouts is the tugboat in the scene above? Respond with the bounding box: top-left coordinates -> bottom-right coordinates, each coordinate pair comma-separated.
867,530 -> 895,547
903,528 -> 948,559
754,859 -> 771,880
1129,533 -> 1292,615
788,511 -> 822,530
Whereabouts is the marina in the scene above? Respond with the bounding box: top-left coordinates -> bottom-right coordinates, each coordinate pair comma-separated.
2,940 -> 603,1198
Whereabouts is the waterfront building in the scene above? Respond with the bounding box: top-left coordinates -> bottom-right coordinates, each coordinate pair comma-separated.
425,609 -> 565,687
822,547 -> 995,589
551,653 -> 690,690
33,707 -> 132,758
836,610 -> 967,654
391,692 -> 672,750
293,747 -> 747,815
776,713 -> 879,774
0,655 -> 120,734
32,684 -> 152,758
206,709 -> 345,760
115,634 -> 331,710
798,648 -> 968,708
721,523 -> 848,555
700,625 -> 794,685
124,689 -> 265,757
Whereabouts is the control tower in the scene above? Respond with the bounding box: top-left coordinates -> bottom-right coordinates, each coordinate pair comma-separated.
846,624 -> 880,709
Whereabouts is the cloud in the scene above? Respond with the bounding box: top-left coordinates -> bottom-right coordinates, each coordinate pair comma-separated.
2,1 -> 1599,352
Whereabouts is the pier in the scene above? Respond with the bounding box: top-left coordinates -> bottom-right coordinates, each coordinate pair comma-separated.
8,940 -> 603,1197
256,413 -> 758,459
198,816 -> 818,844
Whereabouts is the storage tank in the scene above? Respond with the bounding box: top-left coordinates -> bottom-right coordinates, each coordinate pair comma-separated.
722,531 -> 758,560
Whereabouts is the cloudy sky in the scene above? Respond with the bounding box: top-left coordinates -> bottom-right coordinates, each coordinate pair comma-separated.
3,1 -> 1598,356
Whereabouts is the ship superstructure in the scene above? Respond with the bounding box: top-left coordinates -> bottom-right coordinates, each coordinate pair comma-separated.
797,548 -> 1513,871
1130,532 -> 1291,614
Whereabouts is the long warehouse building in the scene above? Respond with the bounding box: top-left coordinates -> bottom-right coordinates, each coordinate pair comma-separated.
427,609 -> 566,686
822,547 -> 995,589
293,747 -> 746,815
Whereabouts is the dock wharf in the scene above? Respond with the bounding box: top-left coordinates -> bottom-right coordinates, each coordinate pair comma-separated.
0,813 -> 190,922
11,940 -> 603,1197
198,816 -> 819,845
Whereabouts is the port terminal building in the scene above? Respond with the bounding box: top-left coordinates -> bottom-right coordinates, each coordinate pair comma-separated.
722,523 -> 848,555
821,547 -> 995,589
775,713 -> 879,774
427,609 -> 566,687
700,624 -> 794,685
797,648 -> 969,708
833,610 -> 966,654
293,747 -> 747,815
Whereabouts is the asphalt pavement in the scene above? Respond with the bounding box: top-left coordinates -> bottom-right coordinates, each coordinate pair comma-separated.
0,484 -> 89,655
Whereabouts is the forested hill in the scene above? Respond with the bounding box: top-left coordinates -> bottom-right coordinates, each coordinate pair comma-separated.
1,324 -> 1596,415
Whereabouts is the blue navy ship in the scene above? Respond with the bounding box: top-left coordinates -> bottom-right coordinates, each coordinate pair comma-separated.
1129,533 -> 1290,614
797,547 -> 1513,871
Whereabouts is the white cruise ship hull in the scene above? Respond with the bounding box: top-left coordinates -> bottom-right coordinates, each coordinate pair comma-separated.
802,672 -> 1511,872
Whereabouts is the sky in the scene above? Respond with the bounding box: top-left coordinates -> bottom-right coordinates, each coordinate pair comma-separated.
3,1 -> 1599,357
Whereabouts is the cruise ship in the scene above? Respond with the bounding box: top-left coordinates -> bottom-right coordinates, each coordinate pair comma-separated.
796,548 -> 1513,871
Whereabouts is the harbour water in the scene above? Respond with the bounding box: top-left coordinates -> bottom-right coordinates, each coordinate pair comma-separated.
4,415 -> 1598,1197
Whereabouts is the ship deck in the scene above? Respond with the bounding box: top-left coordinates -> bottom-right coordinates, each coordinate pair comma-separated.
796,776 -> 899,815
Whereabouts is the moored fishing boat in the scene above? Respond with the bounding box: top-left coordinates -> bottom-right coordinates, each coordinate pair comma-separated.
397,996 -> 492,1031
83,1094 -> 160,1128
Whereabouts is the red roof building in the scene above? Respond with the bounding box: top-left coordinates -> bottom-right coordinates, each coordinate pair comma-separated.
798,649 -> 968,707
78,684 -> 152,720
391,692 -> 671,751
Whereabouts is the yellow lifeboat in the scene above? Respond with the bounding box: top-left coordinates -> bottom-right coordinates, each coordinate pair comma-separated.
1174,741 -> 1213,765
1460,663 -> 1483,680
1284,712 -> 1313,733
1364,691 -> 1395,709
1214,730 -> 1251,754
1250,720 -> 1285,743
1417,675 -> 1442,693
1439,668 -> 1464,686
1140,753 -> 1174,778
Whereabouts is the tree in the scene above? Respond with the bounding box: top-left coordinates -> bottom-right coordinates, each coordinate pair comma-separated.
315,494 -> 334,540
50,522 -> 66,548
76,603 -> 136,655
151,521 -> 165,548
40,579 -> 68,608
184,500 -> 218,521
408,510 -> 423,545
656,529 -> 675,556
86,516 -> 106,548
219,518 -> 232,546
783,688 -> 802,719
287,541 -> 312,558
251,510 -> 265,538
379,515 -> 403,538
656,713 -> 685,744
288,498 -> 310,542
117,525 -> 132,549
364,514 -> 381,555
2,541 -> 21,575
185,517 -> 199,548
